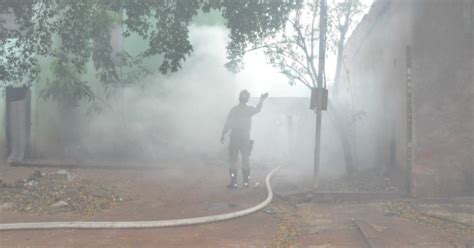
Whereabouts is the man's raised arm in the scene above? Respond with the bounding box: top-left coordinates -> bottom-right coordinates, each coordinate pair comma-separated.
252,93 -> 269,115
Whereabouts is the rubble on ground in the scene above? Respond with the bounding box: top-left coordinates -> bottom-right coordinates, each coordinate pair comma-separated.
270,203 -> 300,248
318,168 -> 398,192
0,170 -> 129,215
383,201 -> 474,234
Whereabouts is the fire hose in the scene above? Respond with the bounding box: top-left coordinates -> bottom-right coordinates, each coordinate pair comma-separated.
0,166 -> 280,231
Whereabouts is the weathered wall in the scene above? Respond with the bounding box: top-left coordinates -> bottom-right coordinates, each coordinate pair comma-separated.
410,0 -> 473,197
471,0 -> 474,195
342,0 -> 473,197
341,0 -> 413,191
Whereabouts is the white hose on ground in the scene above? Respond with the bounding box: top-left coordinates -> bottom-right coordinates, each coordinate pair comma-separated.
0,166 -> 281,231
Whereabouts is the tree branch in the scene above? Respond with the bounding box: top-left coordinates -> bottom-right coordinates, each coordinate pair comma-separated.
310,3 -> 318,66
242,40 -> 293,54
278,49 -> 316,79
278,62 -> 313,86
280,69 -> 312,89
289,18 -> 318,87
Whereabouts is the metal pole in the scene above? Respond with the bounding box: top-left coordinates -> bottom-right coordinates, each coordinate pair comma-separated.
314,0 -> 327,188
313,107 -> 322,188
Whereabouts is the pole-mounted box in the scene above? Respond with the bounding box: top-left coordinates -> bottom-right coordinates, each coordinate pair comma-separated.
310,87 -> 328,111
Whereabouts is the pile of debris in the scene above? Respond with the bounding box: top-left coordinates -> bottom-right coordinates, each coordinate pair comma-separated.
318,168 -> 398,192
0,170 -> 129,215
270,203 -> 300,248
383,201 -> 474,234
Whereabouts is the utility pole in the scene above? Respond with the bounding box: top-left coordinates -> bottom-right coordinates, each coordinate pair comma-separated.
313,0 -> 328,188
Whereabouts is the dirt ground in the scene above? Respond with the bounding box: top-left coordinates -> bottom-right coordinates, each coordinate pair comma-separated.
0,160 -> 473,248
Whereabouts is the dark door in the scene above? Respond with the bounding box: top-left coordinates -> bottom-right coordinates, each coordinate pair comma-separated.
5,86 -> 31,162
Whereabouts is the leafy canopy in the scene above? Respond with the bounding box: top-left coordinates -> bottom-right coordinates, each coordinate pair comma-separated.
0,0 -> 301,105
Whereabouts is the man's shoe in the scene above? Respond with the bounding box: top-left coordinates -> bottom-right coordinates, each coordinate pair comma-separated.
242,169 -> 250,188
227,169 -> 238,189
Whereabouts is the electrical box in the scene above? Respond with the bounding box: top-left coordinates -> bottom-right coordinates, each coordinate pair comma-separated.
310,87 -> 328,111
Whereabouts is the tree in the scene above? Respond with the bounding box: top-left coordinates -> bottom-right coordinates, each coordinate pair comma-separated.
1,0 -> 205,107
225,0 -> 366,180
330,0 -> 364,94
1,0 -> 301,106
327,0 -> 365,176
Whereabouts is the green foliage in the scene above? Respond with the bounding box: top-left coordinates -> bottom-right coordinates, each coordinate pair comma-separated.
1,0 -> 55,87
1,0 -> 301,106
40,56 -> 94,108
218,0 -> 303,73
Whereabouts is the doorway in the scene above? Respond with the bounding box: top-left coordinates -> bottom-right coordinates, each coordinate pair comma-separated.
5,86 -> 31,162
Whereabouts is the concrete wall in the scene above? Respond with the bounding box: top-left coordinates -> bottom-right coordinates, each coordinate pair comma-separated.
342,0 -> 473,197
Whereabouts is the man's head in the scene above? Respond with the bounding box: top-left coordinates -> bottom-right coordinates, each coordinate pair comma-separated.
239,90 -> 250,104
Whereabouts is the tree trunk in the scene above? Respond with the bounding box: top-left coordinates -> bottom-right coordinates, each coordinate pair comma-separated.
328,101 -> 355,175
333,40 -> 345,94
334,0 -> 352,94
331,17 -> 355,176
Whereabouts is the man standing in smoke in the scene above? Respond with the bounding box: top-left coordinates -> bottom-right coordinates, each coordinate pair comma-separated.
221,90 -> 268,189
